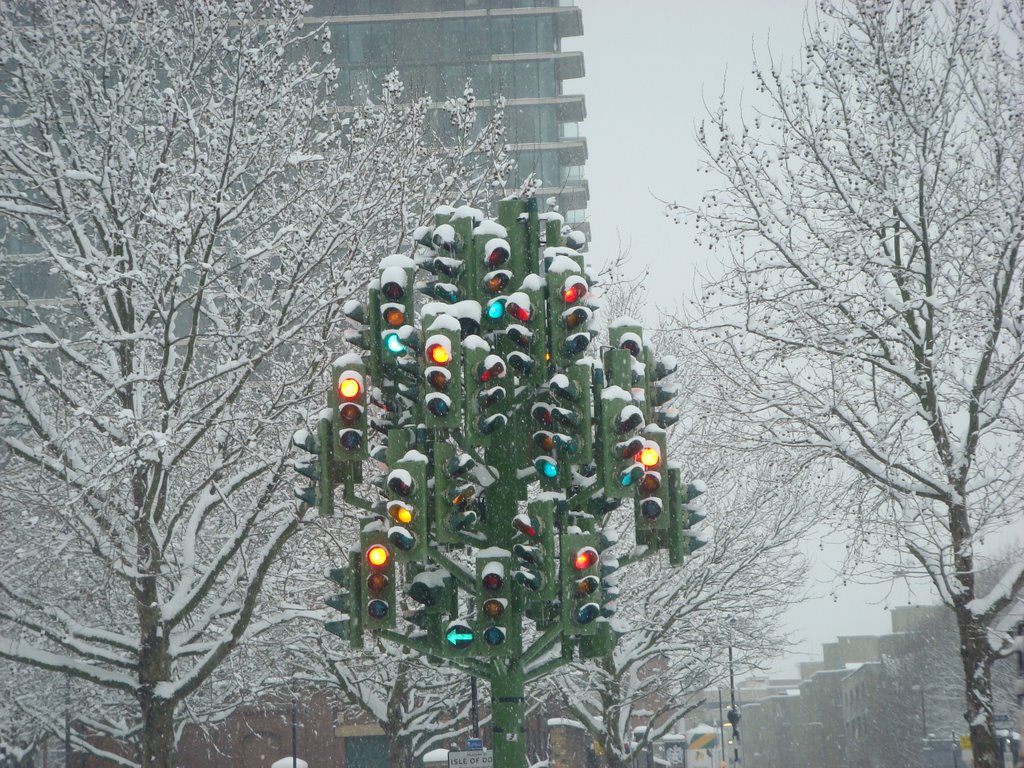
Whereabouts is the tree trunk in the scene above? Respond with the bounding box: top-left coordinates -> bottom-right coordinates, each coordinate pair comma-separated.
387,734 -> 415,768
139,698 -> 176,768
955,603 -> 999,768
136,470 -> 175,768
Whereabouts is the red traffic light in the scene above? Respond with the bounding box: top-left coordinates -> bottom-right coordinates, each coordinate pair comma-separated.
478,356 -> 506,383
506,301 -> 531,323
562,276 -> 588,304
512,513 -> 539,538
573,547 -> 599,571
485,243 -> 510,268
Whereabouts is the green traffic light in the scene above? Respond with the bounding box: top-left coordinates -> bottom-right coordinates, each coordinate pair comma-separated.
384,332 -> 407,354
619,464 -> 643,488
486,298 -> 506,319
534,457 -> 558,478
446,625 -> 474,648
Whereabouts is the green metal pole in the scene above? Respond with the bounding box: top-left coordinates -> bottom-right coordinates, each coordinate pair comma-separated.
490,661 -> 527,768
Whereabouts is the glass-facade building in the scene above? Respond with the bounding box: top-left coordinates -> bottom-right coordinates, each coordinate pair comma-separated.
306,0 -> 588,227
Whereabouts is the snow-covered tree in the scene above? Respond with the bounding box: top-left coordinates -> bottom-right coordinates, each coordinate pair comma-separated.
0,1 -> 507,766
671,2 -> 1024,766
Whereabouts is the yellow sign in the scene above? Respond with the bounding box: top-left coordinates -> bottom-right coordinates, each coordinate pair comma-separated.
960,735 -> 972,749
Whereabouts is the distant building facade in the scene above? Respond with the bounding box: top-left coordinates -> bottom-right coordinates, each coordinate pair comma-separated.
732,606 -> 1019,768
305,0 -> 588,227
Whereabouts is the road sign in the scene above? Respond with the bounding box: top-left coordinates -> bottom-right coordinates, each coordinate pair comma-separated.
449,749 -> 493,768
960,735 -> 972,749
466,738 -> 483,750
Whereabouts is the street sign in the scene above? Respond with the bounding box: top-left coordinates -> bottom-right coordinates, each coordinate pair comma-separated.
466,738 -> 483,750
449,749 -> 493,768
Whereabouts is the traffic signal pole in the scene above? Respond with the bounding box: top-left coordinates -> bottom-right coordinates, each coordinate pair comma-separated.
491,663 -> 527,768
298,198 -> 706,768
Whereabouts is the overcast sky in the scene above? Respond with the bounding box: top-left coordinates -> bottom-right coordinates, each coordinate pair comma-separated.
561,0 -> 927,679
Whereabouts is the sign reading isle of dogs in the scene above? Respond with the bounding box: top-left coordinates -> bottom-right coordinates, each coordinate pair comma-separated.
448,749 -> 494,768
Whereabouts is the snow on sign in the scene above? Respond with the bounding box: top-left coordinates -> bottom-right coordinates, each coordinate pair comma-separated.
448,749 -> 494,768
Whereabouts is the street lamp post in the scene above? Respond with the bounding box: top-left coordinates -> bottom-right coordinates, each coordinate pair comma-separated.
291,697 -> 297,768
917,686 -> 927,737
727,645 -> 740,766
911,685 -> 927,768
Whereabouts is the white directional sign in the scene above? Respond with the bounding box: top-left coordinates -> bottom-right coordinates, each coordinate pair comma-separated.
449,749 -> 494,768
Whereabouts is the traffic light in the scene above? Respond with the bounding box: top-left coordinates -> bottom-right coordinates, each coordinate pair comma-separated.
442,617 -> 476,656
598,383 -> 647,499
332,358 -> 368,461
547,361 -> 594,465
405,568 -> 455,631
476,552 -> 519,655
324,550 -> 363,649
597,532 -> 620,620
646,351 -> 681,429
291,412 -> 333,516
634,427 -> 670,534
342,296 -> 382,384
560,531 -> 601,637
423,326 -> 462,430
546,259 -> 592,367
360,527 -> 396,631
418,225 -> 466,305
433,441 -> 479,544
579,531 -> 618,659
607,323 -> 646,403
378,257 -> 415,374
529,399 -> 580,490
511,499 -> 556,600
668,468 -> 708,565
503,283 -> 547,385
384,451 -> 429,561
463,339 -> 509,447
480,236 -> 513,304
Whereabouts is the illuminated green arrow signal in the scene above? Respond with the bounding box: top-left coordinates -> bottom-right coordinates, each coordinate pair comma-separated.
446,624 -> 474,648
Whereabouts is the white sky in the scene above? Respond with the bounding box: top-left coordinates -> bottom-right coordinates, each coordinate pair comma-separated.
562,0 -> 926,679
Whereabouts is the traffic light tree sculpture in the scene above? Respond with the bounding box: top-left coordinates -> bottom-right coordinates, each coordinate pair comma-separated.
297,199 -> 705,768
